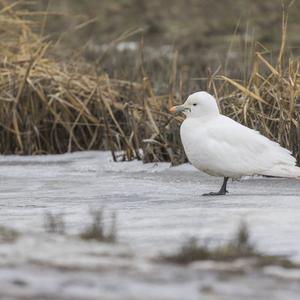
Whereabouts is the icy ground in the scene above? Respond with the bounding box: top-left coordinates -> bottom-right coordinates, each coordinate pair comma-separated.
0,151 -> 300,300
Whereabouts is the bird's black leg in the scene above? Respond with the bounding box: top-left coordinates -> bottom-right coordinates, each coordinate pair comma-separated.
202,177 -> 229,196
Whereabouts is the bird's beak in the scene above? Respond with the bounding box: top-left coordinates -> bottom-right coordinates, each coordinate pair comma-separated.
169,105 -> 187,114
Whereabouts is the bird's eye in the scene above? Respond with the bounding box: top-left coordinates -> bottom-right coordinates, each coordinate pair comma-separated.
193,103 -> 197,106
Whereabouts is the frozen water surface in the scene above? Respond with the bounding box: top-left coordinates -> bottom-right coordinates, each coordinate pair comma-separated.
0,151 -> 300,299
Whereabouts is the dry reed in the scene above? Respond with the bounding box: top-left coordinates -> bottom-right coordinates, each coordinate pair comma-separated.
0,2 -> 299,165
218,5 -> 300,163
0,2 -> 185,164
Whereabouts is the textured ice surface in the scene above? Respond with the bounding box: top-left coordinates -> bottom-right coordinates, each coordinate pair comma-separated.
0,151 -> 300,299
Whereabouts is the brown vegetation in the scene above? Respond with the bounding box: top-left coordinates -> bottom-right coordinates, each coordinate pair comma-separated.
0,1 -> 299,164
44,212 -> 65,234
79,210 -> 117,243
161,222 -> 298,268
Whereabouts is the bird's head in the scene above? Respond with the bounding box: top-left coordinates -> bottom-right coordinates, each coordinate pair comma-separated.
169,91 -> 219,118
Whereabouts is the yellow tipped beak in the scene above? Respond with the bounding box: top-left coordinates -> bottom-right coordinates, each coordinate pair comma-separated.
169,106 -> 177,113
169,105 -> 187,114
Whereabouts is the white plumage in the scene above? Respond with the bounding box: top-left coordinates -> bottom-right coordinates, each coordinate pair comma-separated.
170,91 -> 300,195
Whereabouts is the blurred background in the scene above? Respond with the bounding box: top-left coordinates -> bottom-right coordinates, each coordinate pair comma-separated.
1,0 -> 299,161
19,0 -> 300,88
0,0 -> 300,159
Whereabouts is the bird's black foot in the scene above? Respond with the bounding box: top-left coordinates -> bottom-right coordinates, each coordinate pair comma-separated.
202,177 -> 229,196
202,190 -> 228,196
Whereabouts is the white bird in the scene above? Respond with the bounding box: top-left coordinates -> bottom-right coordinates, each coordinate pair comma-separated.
169,91 -> 300,196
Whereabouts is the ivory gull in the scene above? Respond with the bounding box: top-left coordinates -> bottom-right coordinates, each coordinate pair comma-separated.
169,91 -> 300,196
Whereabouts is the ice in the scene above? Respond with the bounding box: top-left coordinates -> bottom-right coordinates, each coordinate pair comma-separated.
0,151 -> 300,299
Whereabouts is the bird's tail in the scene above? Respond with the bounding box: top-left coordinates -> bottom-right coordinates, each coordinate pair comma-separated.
261,165 -> 300,179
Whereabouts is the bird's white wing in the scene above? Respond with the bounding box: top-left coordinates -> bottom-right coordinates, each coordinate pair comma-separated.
194,115 -> 299,178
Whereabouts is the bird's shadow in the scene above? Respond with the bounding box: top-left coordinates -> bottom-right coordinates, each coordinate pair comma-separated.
201,192 -> 296,198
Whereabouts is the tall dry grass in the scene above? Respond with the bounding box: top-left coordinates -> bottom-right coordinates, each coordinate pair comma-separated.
218,7 -> 300,163
0,2 -> 185,164
0,2 -> 299,164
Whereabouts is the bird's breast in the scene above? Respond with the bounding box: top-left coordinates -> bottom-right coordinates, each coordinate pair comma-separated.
180,119 -> 217,174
